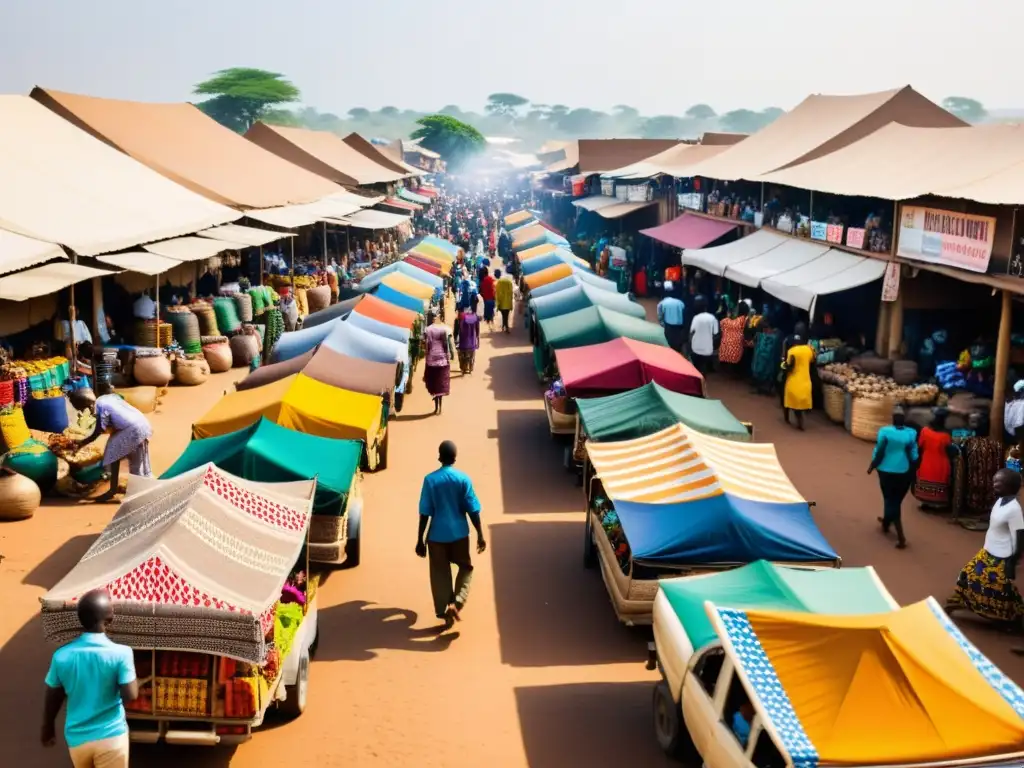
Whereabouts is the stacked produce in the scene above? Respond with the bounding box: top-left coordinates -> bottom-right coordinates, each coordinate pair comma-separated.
820,363 -> 938,405
12,357 -> 70,394
594,497 -> 630,572
544,378 -> 572,414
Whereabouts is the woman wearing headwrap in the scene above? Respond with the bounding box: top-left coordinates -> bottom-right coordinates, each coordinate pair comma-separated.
913,409 -> 956,509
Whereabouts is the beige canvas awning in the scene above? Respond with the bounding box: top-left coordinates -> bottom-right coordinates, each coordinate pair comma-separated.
595,201 -> 657,219
685,86 -> 965,182
577,139 -> 681,174
143,236 -> 248,262
198,224 -> 295,247
683,229 -> 789,275
572,196 -> 620,212
0,96 -> 237,256
342,133 -> 417,178
244,196 -> 366,229
725,238 -> 833,288
329,209 -> 411,230
0,228 -> 66,275
96,251 -> 182,275
609,144 -> 733,180
0,262 -> 114,301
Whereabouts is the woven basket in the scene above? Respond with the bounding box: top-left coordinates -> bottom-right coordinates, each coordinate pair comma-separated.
212,297 -> 241,335
202,343 -> 233,373
233,293 -> 254,323
229,334 -> 259,368
164,309 -> 202,355
306,286 -> 331,314
850,396 -> 893,442
133,354 -> 173,387
310,513 -> 347,545
822,384 -> 845,423
852,354 -> 893,376
892,360 -> 919,385
175,358 -> 210,386
190,303 -> 220,336
134,320 -> 172,348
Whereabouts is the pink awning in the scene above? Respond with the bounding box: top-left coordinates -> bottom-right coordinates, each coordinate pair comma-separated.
640,213 -> 738,250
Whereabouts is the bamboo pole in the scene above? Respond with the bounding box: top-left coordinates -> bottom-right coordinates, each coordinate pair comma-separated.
992,289 -> 1013,439
69,253 -> 78,372
290,235 -> 295,291
322,221 -> 328,263
886,286 -> 904,361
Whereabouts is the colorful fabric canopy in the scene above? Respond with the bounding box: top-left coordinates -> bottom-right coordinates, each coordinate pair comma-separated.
374,282 -> 427,314
576,381 -> 749,442
359,260 -> 443,292
236,349 -> 315,391
403,254 -> 443,275
539,306 -> 668,351
520,250 -> 592,275
420,235 -> 460,256
271,316 -> 342,363
302,295 -> 362,329
237,346 -> 399,396
514,231 -> 568,253
380,271 -> 434,301
528,272 -> 619,299
398,187 -> 430,205
531,284 -> 644,323
586,422 -> 802,505
163,417 -> 360,514
322,318 -> 409,392
504,209 -> 534,226
640,212 -> 738,250
660,560 -> 896,651
519,243 -> 559,261
555,337 -> 702,398
524,262 -> 573,290
512,224 -> 548,248
351,293 -> 419,328
411,243 -> 455,266
41,465 -> 313,662
346,310 -> 411,344
710,598 -> 1024,766
192,373 -> 383,445
507,216 -> 537,231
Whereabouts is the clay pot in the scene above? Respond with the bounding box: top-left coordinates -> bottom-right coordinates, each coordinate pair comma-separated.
133,354 -> 172,387
0,467 -> 42,520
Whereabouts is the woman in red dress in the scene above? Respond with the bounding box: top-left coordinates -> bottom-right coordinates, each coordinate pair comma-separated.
718,303 -> 749,368
914,409 -> 956,509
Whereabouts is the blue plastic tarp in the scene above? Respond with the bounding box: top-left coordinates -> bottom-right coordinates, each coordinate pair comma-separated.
359,262 -> 442,301
614,494 -> 838,565
507,217 -> 537,231
323,320 -> 410,393
374,283 -> 425,314
514,231 -> 569,252
346,311 -> 411,344
270,317 -> 341,363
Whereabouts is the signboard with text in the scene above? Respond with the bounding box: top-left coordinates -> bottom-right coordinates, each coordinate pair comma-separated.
896,205 -> 996,273
846,228 -> 866,249
810,221 -> 828,241
1007,208 -> 1024,277
677,192 -> 704,212
826,224 -> 844,244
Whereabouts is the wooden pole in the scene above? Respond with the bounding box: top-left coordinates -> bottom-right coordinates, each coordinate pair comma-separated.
290,235 -> 295,291
875,301 -> 889,357
886,286 -> 903,360
69,253 -> 78,372
992,289 -> 1013,439
322,221 -> 328,263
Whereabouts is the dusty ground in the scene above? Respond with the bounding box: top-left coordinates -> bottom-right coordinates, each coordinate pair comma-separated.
1,302 -> 1021,767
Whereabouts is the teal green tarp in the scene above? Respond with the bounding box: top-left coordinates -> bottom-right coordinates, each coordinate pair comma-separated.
162,417 -> 361,515
530,284 -> 645,322
540,305 -> 667,350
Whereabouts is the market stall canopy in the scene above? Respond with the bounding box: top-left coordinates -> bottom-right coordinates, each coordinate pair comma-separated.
322,318 -> 409,392
301,295 -> 363,329
544,141 -> 580,173
271,317 -> 344,363
410,244 -> 455,267
761,248 -> 887,313
32,88 -> 342,209
572,196 -> 621,212
398,188 -> 432,205
237,349 -> 315,391
420,235 -> 461,256
346,309 -> 412,344
586,422 -> 803,505
382,196 -> 421,212
603,144 -> 733,179
0,228 -> 66,275
359,260 -> 443,292
199,224 -> 295,247
192,372 -> 384,444
242,192 -> 369,229
96,251 -> 183,276
0,262 -> 115,301
515,231 -> 569,254
685,86 -> 965,182
577,139 -> 681,174
531,284 -> 644,323
403,255 -> 443,275
758,122 -> 1024,206
373,139 -> 430,176
724,238 -> 834,289
0,95 -> 237,256
595,201 -> 657,220
143,235 -> 248,262
556,337 -> 702,398
342,132 -> 417,177
519,243 -> 560,261
709,598 -> 1024,765
640,212 -> 738,250
507,216 -> 537,231
246,122 -> 406,186
302,346 -> 401,396
505,209 -> 534,227
540,305 -> 668,350
520,250 -> 592,275
529,272 -> 619,299
682,228 -> 787,275
350,293 -> 419,329
162,417 -> 360,514
331,208 -> 411,230
380,272 -> 434,301
576,381 -> 749,442
41,464 -> 313,663
514,223 -> 567,249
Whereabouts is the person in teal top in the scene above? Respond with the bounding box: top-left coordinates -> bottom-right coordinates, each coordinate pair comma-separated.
868,407 -> 919,549
42,590 -> 138,766
416,441 -> 486,626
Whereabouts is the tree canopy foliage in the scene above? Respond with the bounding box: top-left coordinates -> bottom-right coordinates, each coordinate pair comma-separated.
942,96 -> 988,123
193,68 -> 300,132
411,115 -> 486,169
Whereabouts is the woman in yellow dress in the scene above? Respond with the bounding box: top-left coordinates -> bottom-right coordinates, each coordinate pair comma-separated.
783,335 -> 815,430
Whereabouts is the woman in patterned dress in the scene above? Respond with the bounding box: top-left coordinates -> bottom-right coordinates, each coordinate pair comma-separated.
78,393 -> 153,502
718,303 -> 749,369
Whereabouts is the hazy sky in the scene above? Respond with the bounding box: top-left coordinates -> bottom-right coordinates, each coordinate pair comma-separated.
0,0 -> 1017,115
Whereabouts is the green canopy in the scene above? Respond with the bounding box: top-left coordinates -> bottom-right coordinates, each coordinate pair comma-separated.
577,381 -> 750,442
161,417 -> 362,515
660,560 -> 896,651
540,305 -> 667,351
530,284 -> 646,322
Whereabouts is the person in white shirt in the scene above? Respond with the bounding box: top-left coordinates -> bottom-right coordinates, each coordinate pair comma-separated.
947,469 -> 1024,627
688,296 -> 719,375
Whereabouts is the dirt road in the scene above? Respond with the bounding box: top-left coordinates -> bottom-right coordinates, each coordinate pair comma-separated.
2,307 -> 1021,767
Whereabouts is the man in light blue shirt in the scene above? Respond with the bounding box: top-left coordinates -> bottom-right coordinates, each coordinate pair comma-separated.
42,589 -> 137,767
657,281 -> 687,353
416,440 -> 486,626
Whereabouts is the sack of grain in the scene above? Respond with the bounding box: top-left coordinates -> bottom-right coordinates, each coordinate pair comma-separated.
203,342 -> 233,373
306,286 -> 331,314
133,353 -> 173,387
229,334 -> 260,368
892,360 -> 919,385
117,385 -> 162,414
175,358 -> 210,386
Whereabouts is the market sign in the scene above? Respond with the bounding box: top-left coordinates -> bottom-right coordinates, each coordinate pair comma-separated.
677,192 -> 704,212
810,221 -> 828,241
897,205 -> 996,274
826,224 -> 844,244
846,228 -> 866,249
881,262 -> 900,302
1007,207 -> 1024,278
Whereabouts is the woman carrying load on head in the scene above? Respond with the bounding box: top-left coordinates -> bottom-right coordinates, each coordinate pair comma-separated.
423,310 -> 455,415
457,295 -> 481,375
77,393 -> 153,502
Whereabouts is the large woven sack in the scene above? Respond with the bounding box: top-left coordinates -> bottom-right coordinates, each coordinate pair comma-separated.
281,299 -> 299,331
133,354 -> 172,387
203,342 -> 233,373
234,293 -> 254,323
118,385 -> 161,414
164,309 -> 202,355
190,303 -> 220,336
0,467 -> 41,520
306,286 -> 331,314
230,334 -> 260,368
175,358 -> 210,386
851,353 -> 893,377
892,360 -> 919,386
212,297 -> 241,334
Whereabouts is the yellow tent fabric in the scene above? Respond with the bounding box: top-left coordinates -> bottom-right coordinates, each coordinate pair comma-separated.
519,243 -> 559,261
524,262 -> 572,290
505,209 -> 532,226
193,373 -> 381,444
409,249 -> 450,269
412,242 -> 454,266
512,224 -> 546,248
381,272 -> 433,301
717,599 -> 1024,765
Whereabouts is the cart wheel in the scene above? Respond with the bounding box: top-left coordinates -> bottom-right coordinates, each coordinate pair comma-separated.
583,512 -> 596,569
344,502 -> 362,568
653,681 -> 698,762
280,653 -> 309,719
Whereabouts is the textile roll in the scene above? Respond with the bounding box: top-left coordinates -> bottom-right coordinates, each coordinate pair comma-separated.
229,334 -> 260,368
175,358 -> 210,386
133,352 -> 173,387
25,395 -> 70,433
0,468 -> 41,520
190,303 -> 220,336
164,309 -> 202,356
212,297 -> 241,335
234,293 -> 254,323
306,286 -> 331,314
203,343 -> 233,373
0,406 -> 31,450
294,288 -> 309,318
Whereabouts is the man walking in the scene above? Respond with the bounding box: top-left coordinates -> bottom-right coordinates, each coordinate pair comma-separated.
42,589 -> 138,768
416,441 -> 486,626
657,281 -> 687,354
689,296 -> 719,375
495,269 -> 515,333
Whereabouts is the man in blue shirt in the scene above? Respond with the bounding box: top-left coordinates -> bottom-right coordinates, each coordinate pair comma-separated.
42,589 -> 138,767
657,281 -> 687,354
416,441 -> 486,626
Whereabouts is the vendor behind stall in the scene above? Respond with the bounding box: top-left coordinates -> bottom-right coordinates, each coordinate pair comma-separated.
78,394 -> 153,502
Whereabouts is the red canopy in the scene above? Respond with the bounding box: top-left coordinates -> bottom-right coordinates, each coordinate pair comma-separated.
640,212 -> 737,250
384,196 -> 422,212
555,337 -> 704,398
415,187 -> 439,198
404,255 -> 443,275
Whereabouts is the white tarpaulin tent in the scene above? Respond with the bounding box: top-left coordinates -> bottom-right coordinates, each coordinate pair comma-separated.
198,224 -> 295,247
596,201 -> 656,219
143,236 -> 248,262
0,262 -> 114,301
760,250 -> 887,314
244,195 -> 366,229
0,228 -> 66,275
96,251 -> 183,276
572,196 -> 620,212
725,238 -> 832,288
0,96 -> 237,256
682,229 -> 785,275
330,209 -> 411,230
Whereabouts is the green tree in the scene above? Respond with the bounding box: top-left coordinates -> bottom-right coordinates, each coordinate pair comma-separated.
193,68 -> 300,132
348,107 -> 371,120
685,104 -> 716,121
411,115 -> 486,169
942,96 -> 987,123
720,108 -> 783,134
556,108 -> 609,137
261,109 -> 302,127
486,93 -> 529,117
641,115 -> 689,139
379,106 -> 400,117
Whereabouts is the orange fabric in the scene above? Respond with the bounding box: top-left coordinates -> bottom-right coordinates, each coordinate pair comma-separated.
353,294 -> 418,328
524,263 -> 572,290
